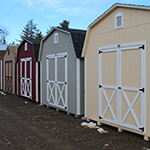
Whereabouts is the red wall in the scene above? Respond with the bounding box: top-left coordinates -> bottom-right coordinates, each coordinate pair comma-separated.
17,41 -> 37,102
0,59 -> 2,90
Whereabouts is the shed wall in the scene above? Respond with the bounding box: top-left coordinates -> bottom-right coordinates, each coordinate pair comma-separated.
0,59 -> 2,90
41,30 -> 77,114
85,7 -> 150,136
3,49 -> 16,94
17,41 -> 37,102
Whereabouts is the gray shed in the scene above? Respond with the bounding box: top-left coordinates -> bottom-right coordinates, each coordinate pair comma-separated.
38,27 -> 86,117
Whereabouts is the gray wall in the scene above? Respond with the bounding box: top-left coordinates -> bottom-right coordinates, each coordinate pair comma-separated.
41,30 -> 79,114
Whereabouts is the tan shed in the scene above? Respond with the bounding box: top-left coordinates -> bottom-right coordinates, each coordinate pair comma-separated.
3,45 -> 18,94
82,3 -> 150,141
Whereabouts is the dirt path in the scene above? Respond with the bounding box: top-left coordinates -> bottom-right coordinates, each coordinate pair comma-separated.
0,93 -> 150,150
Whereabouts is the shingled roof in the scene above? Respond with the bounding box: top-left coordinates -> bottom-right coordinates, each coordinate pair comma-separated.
26,39 -> 41,62
8,45 -> 18,55
0,50 -> 6,58
59,28 -> 86,58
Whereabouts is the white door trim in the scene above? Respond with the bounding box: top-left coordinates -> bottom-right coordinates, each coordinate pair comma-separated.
47,53 -> 68,110
98,41 -> 146,133
20,57 -> 32,99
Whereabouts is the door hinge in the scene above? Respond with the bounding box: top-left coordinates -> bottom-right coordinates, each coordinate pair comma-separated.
118,44 -> 121,48
139,127 -> 144,132
99,85 -> 102,88
99,116 -> 103,120
99,50 -> 102,54
139,45 -> 145,50
139,88 -> 145,93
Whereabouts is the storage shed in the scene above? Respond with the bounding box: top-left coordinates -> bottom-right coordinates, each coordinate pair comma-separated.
82,3 -> 150,140
16,39 -> 41,103
0,50 -> 6,90
0,45 -> 7,91
38,27 -> 86,117
3,45 -> 18,94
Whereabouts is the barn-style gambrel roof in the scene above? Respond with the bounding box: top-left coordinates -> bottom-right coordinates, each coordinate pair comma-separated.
26,39 -> 41,62
39,27 -> 86,60
18,38 -> 41,62
61,28 -> 86,58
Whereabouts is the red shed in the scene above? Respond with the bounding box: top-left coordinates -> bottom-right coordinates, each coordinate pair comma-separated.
16,39 -> 41,103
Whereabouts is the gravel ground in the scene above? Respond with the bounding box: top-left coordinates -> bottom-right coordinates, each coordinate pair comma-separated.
0,92 -> 150,150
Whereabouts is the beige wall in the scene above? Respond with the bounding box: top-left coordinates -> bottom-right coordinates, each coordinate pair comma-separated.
85,7 -> 150,136
3,49 -> 16,94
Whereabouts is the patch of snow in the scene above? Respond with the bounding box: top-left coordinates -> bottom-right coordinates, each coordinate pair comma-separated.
0,91 -> 6,95
81,121 -> 99,129
97,127 -> 108,133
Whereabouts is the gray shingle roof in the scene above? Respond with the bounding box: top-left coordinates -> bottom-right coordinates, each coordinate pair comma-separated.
26,38 -> 41,62
59,28 -> 86,58
0,50 -> 6,58
0,44 -> 8,51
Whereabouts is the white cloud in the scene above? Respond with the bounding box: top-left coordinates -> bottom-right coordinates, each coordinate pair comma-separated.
45,15 -> 55,18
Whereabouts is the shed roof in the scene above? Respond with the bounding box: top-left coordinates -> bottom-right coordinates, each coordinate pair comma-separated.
8,45 -> 18,55
61,28 -> 86,58
0,44 -> 8,51
82,3 -> 150,57
18,39 -> 41,62
89,3 -> 150,28
39,27 -> 86,59
26,39 -> 41,62
0,50 -> 6,58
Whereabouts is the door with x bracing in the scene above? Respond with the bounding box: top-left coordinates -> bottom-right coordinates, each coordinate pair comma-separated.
98,42 -> 146,133
47,53 -> 68,110
20,57 -> 32,98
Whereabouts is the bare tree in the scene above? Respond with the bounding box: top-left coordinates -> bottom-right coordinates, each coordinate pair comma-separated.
0,26 -> 10,44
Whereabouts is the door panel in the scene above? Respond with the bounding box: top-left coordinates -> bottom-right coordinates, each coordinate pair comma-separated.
47,53 -> 67,110
99,42 -> 146,133
20,58 -> 32,98
5,61 -> 12,92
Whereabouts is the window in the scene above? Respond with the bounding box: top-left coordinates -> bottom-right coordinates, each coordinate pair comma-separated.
115,12 -> 123,29
54,33 -> 58,44
8,49 -> 10,55
25,42 -> 27,51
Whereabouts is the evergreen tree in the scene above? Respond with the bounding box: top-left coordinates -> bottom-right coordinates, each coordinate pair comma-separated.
59,20 -> 70,29
35,30 -> 43,39
20,19 -> 43,41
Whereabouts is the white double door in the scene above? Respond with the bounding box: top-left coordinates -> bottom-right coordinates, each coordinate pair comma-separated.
46,53 -> 68,110
98,42 -> 146,133
20,57 -> 32,98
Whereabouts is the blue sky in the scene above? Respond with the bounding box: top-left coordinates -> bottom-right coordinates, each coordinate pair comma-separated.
1,0 -> 150,44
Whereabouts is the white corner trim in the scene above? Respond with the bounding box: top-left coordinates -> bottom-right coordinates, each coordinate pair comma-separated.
17,63 -> 18,95
0,60 -> 2,89
76,58 -> 81,115
84,57 -> 87,118
40,61 -> 43,104
36,62 -> 38,102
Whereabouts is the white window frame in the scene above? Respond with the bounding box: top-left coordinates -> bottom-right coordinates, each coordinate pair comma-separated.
54,33 -> 58,44
25,42 -> 27,51
115,12 -> 123,29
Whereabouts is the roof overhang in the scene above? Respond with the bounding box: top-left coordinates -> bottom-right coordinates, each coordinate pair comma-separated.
82,3 -> 150,57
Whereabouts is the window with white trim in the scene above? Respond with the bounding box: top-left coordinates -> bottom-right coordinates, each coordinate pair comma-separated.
25,42 -> 27,51
54,33 -> 58,44
115,12 -> 123,29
